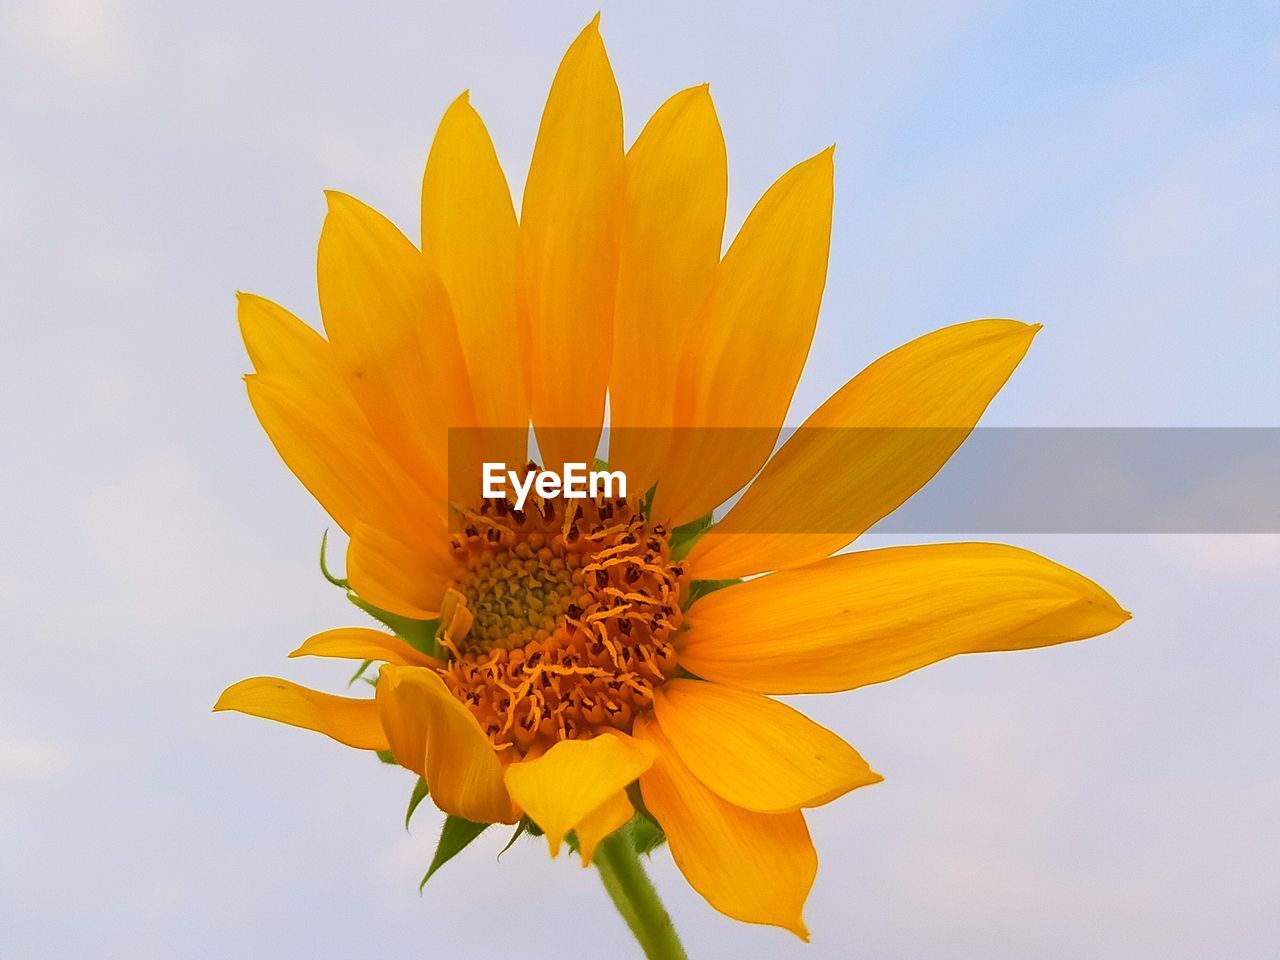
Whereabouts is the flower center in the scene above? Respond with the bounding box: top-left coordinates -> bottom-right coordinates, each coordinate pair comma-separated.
436,478 -> 686,757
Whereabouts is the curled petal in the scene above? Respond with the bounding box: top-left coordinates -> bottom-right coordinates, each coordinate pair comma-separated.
504,731 -> 655,857
214,677 -> 387,751
376,665 -> 516,824
573,791 -> 635,866
288,627 -> 439,668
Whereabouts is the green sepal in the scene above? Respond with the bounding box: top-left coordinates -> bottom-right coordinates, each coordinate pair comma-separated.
318,529 -> 349,588
685,578 -> 741,606
323,531 -> 440,657
623,784 -> 668,852
639,482 -> 657,519
375,749 -> 397,765
420,815 -> 490,890
497,817 -> 533,860
347,658 -> 374,687
625,781 -> 659,826
669,512 -> 714,560
405,777 -> 430,831
346,592 -> 442,659
628,814 -> 667,856
565,813 -> 666,858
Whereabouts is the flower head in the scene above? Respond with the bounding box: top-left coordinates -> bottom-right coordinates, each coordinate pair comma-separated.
216,17 -> 1129,943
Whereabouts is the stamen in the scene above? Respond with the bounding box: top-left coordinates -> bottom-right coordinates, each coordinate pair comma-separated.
435,477 -> 686,756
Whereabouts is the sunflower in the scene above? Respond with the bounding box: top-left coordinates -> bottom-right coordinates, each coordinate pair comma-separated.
216,15 -> 1129,953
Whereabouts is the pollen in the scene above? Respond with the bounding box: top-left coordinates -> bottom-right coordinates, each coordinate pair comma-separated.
436,473 -> 686,756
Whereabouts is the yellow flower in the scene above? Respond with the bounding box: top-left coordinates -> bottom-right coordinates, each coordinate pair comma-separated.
216,16 -> 1129,943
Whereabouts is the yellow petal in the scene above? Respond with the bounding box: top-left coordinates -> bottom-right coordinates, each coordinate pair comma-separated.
240,296 -> 449,532
653,679 -> 880,813
574,791 -> 634,867
422,91 -> 527,468
238,293 -> 362,421
376,665 -> 517,824
244,374 -> 441,538
688,319 -> 1040,579
678,543 -> 1131,694
437,587 -> 475,648
288,627 -> 440,668
213,677 -> 388,751
518,15 -> 623,469
346,522 -> 455,621
609,85 -> 726,494
504,731 -> 655,857
373,668 -> 428,777
634,715 -> 815,939
651,148 -> 834,527
317,191 -> 475,496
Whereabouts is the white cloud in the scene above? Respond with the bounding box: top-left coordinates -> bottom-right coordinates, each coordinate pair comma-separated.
0,736 -> 67,781
8,0 -> 132,81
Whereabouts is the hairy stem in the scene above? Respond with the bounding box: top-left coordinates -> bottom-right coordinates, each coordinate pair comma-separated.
594,832 -> 687,960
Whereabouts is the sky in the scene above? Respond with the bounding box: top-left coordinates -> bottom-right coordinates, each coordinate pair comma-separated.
1,1 -> 1278,957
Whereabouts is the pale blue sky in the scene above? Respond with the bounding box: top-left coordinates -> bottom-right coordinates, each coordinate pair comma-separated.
1,1 -> 1277,957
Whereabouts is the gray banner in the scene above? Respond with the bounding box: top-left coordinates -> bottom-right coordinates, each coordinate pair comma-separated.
447,427 -> 1280,534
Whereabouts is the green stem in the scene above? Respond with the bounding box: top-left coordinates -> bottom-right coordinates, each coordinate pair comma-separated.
594,832 -> 688,960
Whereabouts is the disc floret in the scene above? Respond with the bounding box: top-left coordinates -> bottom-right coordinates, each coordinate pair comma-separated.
438,472 -> 686,756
